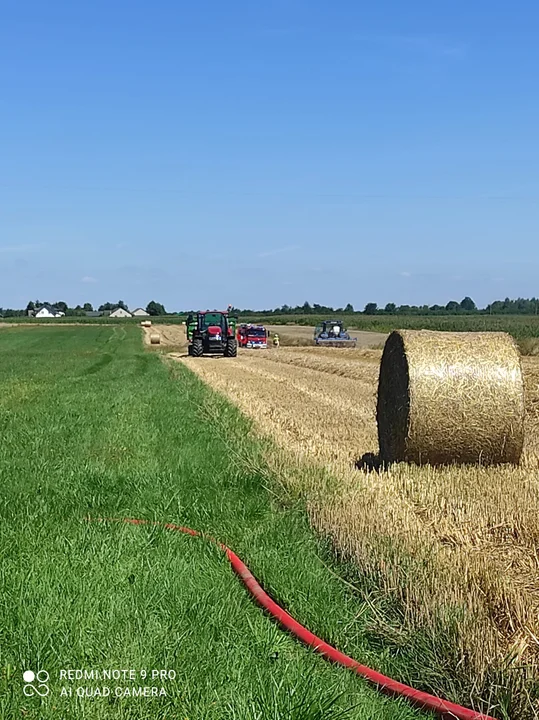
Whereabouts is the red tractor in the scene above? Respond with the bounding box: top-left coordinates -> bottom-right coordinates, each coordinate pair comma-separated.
237,324 -> 268,349
186,310 -> 238,357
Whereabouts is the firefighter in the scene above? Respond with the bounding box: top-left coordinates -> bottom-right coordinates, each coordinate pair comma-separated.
273,333 -> 280,348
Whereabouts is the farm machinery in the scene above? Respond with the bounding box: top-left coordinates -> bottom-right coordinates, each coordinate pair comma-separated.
186,309 -> 238,357
237,324 -> 268,349
314,320 -> 357,347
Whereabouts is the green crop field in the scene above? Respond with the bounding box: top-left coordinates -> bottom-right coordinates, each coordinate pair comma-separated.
242,313 -> 539,338
0,326 -> 426,720
3,313 -> 539,339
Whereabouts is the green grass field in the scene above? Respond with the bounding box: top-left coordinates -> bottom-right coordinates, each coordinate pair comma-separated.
0,326 -> 427,719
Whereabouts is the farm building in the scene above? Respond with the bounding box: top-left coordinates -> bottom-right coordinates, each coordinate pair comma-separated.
132,308 -> 149,317
35,305 -> 65,318
109,307 -> 132,318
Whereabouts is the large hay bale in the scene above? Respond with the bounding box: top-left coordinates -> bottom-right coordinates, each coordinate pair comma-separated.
141,320 -> 152,327
376,330 -> 525,465
149,333 -> 161,345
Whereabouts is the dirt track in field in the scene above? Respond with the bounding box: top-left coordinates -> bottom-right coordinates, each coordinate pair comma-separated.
266,324 -> 387,348
141,323 -> 387,351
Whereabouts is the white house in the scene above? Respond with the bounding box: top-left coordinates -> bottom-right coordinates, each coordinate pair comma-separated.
109,307 -> 132,318
35,305 -> 65,318
131,308 -> 149,317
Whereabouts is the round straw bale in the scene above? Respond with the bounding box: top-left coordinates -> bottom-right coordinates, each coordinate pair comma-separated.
141,320 -> 152,327
376,330 -> 525,466
149,333 -> 161,345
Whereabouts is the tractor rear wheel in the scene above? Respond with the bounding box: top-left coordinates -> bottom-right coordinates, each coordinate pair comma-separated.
192,339 -> 203,357
225,338 -> 237,357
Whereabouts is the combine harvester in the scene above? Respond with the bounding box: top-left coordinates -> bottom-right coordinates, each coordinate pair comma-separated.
314,320 -> 357,348
237,324 -> 268,349
186,309 -> 238,357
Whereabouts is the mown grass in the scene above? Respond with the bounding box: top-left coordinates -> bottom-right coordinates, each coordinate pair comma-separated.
0,326 -> 426,720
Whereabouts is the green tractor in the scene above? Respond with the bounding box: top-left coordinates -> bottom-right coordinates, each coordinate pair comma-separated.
186,309 -> 238,357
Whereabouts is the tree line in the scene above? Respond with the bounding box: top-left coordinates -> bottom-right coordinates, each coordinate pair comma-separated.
230,297 -> 539,316
1,296 -> 539,318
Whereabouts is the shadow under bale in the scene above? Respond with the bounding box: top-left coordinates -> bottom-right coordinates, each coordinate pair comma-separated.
354,452 -> 385,473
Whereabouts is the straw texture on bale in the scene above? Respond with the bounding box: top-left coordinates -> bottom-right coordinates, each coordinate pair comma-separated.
150,333 -> 161,345
376,330 -> 525,465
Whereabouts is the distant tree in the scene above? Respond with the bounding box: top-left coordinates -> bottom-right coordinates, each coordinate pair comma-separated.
66,305 -> 85,317
98,301 -> 128,312
313,303 -> 334,313
384,303 -> 396,314
445,300 -> 460,313
487,300 -> 504,314
364,303 -> 378,315
83,302 -> 93,312
54,301 -> 68,314
26,301 -> 35,312
301,301 -> 312,314
146,300 -> 167,316
344,303 -> 354,313
459,296 -> 477,312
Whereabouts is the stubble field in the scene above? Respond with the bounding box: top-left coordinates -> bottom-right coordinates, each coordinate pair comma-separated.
163,326 -> 539,717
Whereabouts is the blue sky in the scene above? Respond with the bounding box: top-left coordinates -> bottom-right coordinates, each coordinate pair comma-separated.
1,1 -> 538,311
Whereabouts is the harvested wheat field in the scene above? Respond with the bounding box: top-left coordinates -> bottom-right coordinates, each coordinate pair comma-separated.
265,324 -> 388,347
142,323 -> 187,348
170,341 -> 539,716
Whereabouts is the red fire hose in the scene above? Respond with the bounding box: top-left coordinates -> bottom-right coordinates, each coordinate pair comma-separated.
91,517 -> 497,720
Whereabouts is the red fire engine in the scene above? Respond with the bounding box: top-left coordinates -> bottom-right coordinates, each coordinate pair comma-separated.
237,324 -> 268,349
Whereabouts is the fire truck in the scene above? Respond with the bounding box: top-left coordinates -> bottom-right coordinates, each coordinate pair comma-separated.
237,324 -> 268,349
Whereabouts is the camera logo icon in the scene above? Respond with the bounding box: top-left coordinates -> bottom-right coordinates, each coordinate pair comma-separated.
23,670 -> 50,697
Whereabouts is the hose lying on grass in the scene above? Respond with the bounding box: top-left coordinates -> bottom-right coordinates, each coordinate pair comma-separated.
89,517 -> 496,720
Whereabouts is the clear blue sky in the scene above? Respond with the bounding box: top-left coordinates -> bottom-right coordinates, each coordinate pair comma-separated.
2,1 -> 538,311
